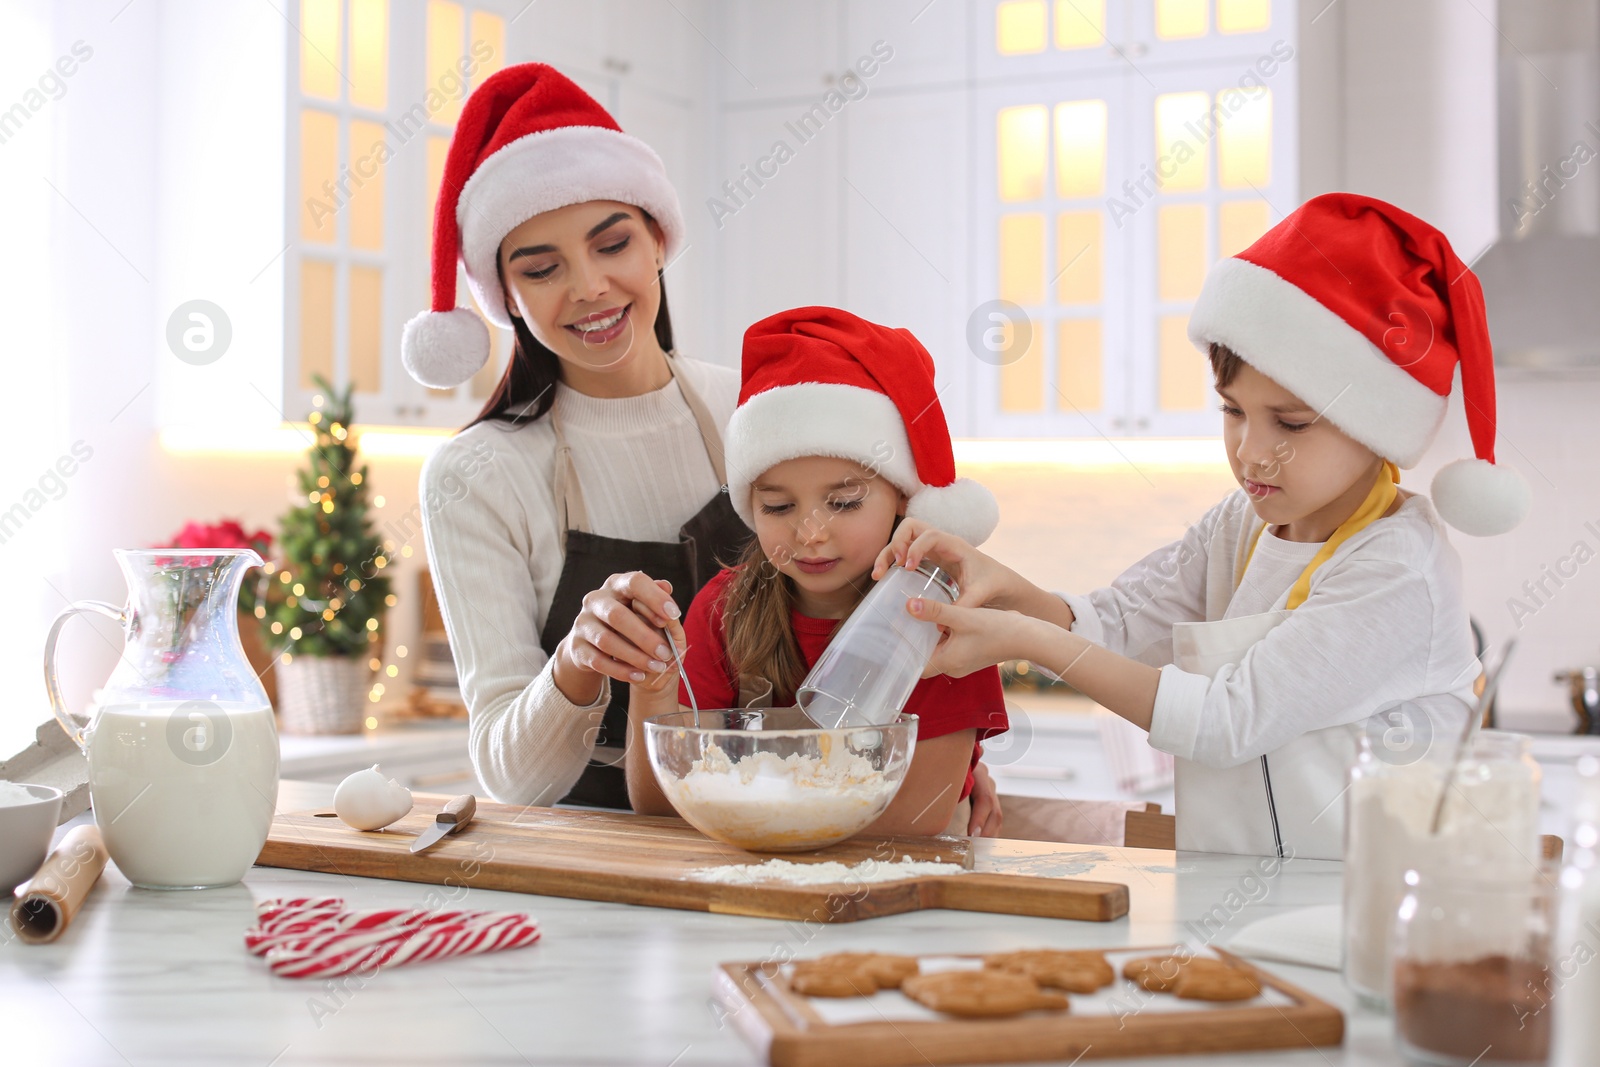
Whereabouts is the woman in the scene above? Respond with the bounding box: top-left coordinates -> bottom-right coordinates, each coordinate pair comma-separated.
407,63 -> 1001,830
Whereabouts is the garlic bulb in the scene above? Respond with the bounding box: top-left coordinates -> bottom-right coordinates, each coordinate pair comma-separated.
333,765 -> 413,831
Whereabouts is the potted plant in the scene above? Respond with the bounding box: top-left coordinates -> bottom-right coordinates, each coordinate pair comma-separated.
261,376 -> 393,734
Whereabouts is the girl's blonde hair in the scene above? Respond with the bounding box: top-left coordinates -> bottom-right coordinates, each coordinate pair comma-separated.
720,538 -> 809,706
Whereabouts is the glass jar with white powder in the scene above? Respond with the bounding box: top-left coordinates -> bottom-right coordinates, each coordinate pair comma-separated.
1343,719 -> 1541,1008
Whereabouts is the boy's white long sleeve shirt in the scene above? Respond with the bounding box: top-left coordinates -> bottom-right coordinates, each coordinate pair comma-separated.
1059,489 -> 1480,770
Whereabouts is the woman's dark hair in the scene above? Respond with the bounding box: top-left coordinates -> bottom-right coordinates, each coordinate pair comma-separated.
463,217 -> 676,432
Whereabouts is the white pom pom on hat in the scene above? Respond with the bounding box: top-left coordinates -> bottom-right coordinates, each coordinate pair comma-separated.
401,308 -> 490,390
401,63 -> 687,390
904,478 -> 1002,545
1187,192 -> 1530,536
1431,458 -> 1532,537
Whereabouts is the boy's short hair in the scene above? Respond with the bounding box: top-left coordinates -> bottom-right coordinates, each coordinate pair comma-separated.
1208,343 -> 1245,388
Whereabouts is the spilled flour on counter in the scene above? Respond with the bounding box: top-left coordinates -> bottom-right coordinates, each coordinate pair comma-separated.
663,741 -> 898,848
690,855 -> 968,886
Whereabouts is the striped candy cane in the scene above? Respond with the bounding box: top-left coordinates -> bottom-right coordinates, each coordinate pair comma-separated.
256,897 -> 344,921
246,908 -> 503,955
265,912 -> 540,979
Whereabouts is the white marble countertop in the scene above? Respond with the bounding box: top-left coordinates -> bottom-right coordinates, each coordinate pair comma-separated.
2,780 -> 1427,1066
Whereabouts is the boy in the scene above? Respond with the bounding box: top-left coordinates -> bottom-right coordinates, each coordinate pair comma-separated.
875,193 -> 1530,858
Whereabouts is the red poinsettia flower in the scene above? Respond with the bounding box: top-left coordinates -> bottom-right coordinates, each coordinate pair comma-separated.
163,519 -> 272,553
153,519 -> 274,571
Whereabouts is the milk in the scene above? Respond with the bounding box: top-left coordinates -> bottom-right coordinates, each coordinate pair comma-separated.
85,701 -> 279,889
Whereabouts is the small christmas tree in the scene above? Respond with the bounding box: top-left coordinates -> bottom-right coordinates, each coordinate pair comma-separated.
261,376 -> 393,661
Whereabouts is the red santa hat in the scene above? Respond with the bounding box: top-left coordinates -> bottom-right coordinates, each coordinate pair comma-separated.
1188,192 -> 1530,536
401,63 -> 686,389
727,307 -> 999,546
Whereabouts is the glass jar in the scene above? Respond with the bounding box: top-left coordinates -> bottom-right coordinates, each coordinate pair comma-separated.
796,561 -> 958,729
1392,866 -> 1556,1066
1343,719 -> 1541,1007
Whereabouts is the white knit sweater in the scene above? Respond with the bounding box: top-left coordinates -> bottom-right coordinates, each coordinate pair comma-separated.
419,357 -> 739,805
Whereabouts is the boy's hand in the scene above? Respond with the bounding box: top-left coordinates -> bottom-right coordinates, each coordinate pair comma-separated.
871,519 -> 1023,611
906,597 -> 1049,680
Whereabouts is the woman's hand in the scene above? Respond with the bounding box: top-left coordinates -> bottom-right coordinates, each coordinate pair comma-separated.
631,615 -> 688,696
625,614 -> 689,818
967,761 -> 1004,838
553,571 -> 681,704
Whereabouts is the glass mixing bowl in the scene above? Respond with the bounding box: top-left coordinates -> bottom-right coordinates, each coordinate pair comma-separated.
644,708 -> 917,852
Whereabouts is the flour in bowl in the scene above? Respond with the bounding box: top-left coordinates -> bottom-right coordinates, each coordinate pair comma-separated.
691,855 -> 969,886
0,781 -> 42,806
662,741 -> 899,850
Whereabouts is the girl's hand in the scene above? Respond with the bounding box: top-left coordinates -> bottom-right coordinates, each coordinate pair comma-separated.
906,597 -> 1047,679
967,761 -> 1004,838
870,519 -> 1022,611
554,572 -> 681,703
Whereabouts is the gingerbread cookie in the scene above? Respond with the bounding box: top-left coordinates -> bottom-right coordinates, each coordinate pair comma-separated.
788,952 -> 919,998
1171,965 -> 1260,1001
984,949 -> 1114,993
1122,954 -> 1260,1001
901,970 -> 1069,1018
1122,955 -> 1191,991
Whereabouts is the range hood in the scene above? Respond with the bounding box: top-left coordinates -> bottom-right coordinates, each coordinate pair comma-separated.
1474,1 -> 1600,369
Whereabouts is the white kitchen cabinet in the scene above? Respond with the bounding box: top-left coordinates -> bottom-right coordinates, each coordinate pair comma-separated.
606,0 -> 711,100
614,82 -> 717,362
843,0 -> 970,92
716,0 -> 842,105
710,101 -> 842,368
523,0 -> 711,102
841,87 -> 974,433
519,0 -> 611,82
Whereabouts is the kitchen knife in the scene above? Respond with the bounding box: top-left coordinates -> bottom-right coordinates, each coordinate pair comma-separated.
409,794 -> 477,853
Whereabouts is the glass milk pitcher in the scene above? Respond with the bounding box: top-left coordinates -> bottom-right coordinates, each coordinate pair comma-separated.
44,549 -> 279,889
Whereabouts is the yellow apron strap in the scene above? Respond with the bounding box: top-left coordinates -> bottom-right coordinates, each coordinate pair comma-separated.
1238,461 -> 1400,610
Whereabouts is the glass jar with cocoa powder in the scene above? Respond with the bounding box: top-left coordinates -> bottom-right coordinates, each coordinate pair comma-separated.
1392,866 -> 1556,1066
1344,725 -> 1541,1007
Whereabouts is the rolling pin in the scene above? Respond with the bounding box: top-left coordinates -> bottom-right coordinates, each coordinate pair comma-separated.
10,825 -> 108,944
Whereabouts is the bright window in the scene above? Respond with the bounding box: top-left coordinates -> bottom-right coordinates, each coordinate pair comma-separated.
977,0 -> 1290,436
287,0 -> 511,418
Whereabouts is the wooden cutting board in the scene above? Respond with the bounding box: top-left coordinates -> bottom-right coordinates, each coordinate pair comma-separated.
255,801 -> 1128,923
713,946 -> 1344,1066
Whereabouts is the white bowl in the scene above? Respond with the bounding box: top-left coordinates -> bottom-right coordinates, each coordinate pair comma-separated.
0,783 -> 64,894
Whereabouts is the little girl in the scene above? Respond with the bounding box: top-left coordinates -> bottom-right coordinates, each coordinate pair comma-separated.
625,307 -> 1009,836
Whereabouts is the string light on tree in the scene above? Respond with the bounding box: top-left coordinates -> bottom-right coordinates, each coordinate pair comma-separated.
259,375 -> 393,682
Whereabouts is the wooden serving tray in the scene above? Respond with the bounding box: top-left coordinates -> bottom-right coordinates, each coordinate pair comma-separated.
713,946 -> 1344,1066
255,801 -> 1129,923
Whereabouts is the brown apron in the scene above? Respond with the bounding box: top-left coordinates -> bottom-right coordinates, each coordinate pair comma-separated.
538,359 -> 752,809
